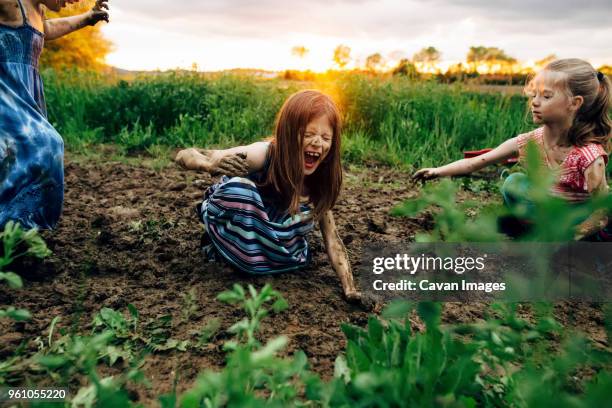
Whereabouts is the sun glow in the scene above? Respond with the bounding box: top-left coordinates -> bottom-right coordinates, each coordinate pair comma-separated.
103,19 -> 347,73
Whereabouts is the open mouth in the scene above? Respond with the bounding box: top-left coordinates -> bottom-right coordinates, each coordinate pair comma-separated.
304,151 -> 321,170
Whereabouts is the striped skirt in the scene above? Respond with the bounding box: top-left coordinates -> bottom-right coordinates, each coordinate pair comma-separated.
198,176 -> 314,274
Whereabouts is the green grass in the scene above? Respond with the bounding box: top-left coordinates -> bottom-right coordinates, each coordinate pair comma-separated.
338,75 -> 532,166
43,69 -> 534,169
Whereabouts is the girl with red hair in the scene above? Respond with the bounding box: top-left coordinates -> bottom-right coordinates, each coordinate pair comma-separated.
176,90 -> 362,302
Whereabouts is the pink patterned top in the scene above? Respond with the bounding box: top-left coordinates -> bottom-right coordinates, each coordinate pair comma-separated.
516,127 -> 608,203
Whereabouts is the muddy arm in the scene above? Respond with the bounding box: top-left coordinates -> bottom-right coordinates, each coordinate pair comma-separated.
319,210 -> 360,300
44,0 -> 109,41
175,141 -> 269,176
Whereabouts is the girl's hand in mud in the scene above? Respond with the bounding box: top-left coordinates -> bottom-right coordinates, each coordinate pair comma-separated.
412,167 -> 441,182
345,290 -> 382,313
86,0 -> 109,26
344,289 -> 360,302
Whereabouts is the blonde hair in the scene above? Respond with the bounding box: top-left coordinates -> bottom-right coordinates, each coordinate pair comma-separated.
540,58 -> 611,150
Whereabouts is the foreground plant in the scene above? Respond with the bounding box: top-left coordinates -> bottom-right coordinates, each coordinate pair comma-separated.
382,146 -> 612,406
0,221 -> 51,321
92,305 -> 189,355
2,279 -> 610,407
36,326 -> 148,407
178,284 -> 311,408
216,283 -> 289,350
176,285 -> 612,408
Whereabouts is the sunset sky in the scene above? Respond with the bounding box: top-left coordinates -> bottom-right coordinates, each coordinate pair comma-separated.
101,0 -> 612,72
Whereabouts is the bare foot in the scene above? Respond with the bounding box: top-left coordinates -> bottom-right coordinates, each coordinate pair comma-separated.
174,148 -> 212,172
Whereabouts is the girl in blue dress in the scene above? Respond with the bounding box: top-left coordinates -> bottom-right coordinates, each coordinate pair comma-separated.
0,0 -> 109,229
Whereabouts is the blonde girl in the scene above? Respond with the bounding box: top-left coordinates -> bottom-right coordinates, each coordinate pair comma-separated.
414,59 -> 611,238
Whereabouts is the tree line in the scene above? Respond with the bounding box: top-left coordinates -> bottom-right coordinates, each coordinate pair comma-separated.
291,44 -> 572,75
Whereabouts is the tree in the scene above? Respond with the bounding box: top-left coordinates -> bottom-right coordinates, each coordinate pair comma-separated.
40,0 -> 112,71
365,53 -> 383,72
291,46 -> 309,59
466,46 -> 516,73
392,59 -> 418,78
466,46 -> 488,71
333,45 -> 351,69
487,48 -> 516,73
412,46 -> 441,72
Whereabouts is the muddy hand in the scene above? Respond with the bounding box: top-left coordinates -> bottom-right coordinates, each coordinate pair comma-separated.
412,168 -> 439,182
211,153 -> 249,177
87,0 -> 109,25
345,290 -> 382,313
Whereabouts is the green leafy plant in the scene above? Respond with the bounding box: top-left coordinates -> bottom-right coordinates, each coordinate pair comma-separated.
181,288 -> 199,322
315,302 -> 486,406
381,143 -> 612,406
391,178 -> 504,242
181,337 -> 311,408
0,221 -> 51,321
14,307 -> 154,406
129,218 -> 176,244
92,305 -> 189,356
179,284 -> 310,407
176,287 -> 612,407
195,318 -> 221,348
35,327 -> 148,407
217,283 -> 289,350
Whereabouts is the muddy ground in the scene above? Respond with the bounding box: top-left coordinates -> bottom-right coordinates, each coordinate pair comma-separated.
0,154 -> 608,404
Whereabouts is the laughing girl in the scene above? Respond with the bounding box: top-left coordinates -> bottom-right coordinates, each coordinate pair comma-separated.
175,90 -> 364,302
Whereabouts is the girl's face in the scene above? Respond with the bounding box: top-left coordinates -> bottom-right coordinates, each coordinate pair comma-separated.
303,114 -> 333,176
526,71 -> 581,125
41,0 -> 79,12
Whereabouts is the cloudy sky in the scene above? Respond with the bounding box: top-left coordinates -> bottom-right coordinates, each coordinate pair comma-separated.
100,0 -> 612,71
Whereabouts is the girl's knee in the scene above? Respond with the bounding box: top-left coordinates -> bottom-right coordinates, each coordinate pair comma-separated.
501,172 -> 531,209
502,172 -> 527,189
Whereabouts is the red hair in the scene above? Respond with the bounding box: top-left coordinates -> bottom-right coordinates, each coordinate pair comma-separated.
260,90 -> 343,220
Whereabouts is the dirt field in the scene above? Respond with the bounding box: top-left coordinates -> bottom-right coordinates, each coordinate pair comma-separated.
0,155 -> 608,404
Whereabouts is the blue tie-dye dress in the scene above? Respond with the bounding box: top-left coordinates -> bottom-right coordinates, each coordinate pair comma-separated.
0,0 -> 64,230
